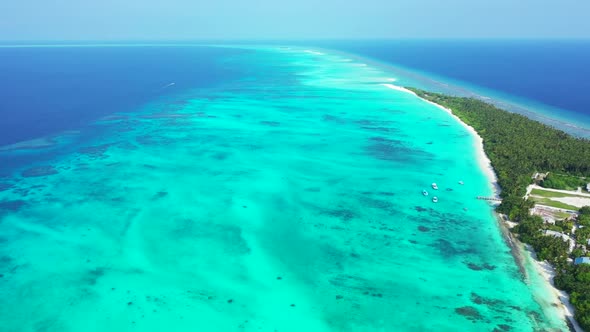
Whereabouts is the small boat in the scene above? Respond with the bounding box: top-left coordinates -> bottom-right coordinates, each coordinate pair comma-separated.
422,190 -> 428,196
432,197 -> 438,203
459,180 -> 464,185
432,183 -> 439,190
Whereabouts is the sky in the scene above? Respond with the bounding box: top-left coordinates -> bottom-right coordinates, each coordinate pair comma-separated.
1,0 -> 590,41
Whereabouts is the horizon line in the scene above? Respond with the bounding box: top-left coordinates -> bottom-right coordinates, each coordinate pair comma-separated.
1,37 -> 590,46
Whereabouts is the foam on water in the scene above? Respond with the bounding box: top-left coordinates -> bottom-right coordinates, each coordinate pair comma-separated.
0,46 -> 568,331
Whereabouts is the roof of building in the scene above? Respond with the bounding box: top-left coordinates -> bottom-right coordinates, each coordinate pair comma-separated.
574,257 -> 590,265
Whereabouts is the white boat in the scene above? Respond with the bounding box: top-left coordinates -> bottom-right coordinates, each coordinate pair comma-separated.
422,190 -> 428,196
432,183 -> 438,190
432,197 -> 438,203
459,180 -> 464,185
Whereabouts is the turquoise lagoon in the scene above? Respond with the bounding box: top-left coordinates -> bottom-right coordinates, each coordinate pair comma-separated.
0,46 -> 568,331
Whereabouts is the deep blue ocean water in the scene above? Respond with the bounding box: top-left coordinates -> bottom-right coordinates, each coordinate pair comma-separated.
0,46 -> 250,176
0,46 -> 247,147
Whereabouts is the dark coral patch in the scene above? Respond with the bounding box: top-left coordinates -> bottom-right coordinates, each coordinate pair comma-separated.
355,119 -> 398,133
118,142 -> 138,151
470,293 -> 504,307
0,183 -> 14,192
22,166 -> 58,178
152,191 -> 168,200
431,239 -> 477,258
136,135 -> 175,146
0,200 -> 27,213
467,262 -> 497,271
365,137 -> 432,163
358,196 -> 395,211
418,226 -> 430,232
455,306 -> 483,321
79,143 -> 113,158
467,263 -> 484,271
211,152 -> 228,160
360,126 -> 397,133
369,136 -> 403,145
527,310 -> 542,322
84,267 -> 107,285
483,263 -> 496,270
414,206 -> 428,212
319,208 -> 358,221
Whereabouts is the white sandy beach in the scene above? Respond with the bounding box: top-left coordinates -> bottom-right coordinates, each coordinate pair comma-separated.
528,250 -> 583,331
382,82 -> 580,331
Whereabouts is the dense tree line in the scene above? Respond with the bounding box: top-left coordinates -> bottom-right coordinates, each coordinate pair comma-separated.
541,173 -> 587,191
409,88 -> 590,330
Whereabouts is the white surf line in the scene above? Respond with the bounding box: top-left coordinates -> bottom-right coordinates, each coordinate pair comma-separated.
303,50 -> 325,56
533,259 -> 584,331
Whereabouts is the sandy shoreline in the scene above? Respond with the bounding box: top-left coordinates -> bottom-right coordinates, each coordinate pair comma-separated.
382,83 -> 500,196
382,82 -> 580,331
527,249 -> 583,332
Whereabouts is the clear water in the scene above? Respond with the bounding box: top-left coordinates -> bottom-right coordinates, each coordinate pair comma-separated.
311,40 -> 590,138
0,46 -> 567,331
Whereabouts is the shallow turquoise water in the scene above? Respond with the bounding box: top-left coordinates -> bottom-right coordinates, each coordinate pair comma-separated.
0,47 -> 568,331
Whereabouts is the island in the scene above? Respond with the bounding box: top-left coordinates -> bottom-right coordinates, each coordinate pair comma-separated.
407,88 -> 590,331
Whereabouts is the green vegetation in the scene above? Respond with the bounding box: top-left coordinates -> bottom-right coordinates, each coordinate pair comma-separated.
554,211 -> 575,220
528,188 -> 590,210
555,208 -> 590,330
541,173 -> 587,191
553,219 -> 575,234
530,197 -> 578,211
530,188 -> 589,199
408,88 -> 590,330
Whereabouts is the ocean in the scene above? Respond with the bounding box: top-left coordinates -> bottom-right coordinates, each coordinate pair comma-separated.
0,46 -> 248,175
313,40 -> 590,137
0,43 -> 574,331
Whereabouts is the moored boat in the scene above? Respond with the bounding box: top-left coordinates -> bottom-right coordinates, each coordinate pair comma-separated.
422,190 -> 428,196
432,196 -> 438,203
432,183 -> 438,190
